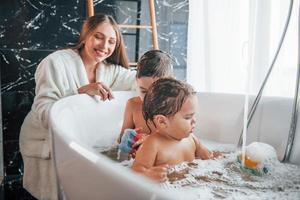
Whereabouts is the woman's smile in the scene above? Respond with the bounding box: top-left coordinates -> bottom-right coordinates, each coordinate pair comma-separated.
94,48 -> 107,57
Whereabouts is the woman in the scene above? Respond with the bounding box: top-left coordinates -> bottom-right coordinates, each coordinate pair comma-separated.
19,13 -> 136,200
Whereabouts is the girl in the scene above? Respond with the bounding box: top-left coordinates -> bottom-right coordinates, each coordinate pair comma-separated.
132,78 -> 220,182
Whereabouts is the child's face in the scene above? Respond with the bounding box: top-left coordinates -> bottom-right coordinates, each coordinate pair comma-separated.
136,77 -> 159,101
166,95 -> 197,140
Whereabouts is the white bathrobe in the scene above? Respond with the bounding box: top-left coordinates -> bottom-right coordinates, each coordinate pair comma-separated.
19,49 -> 136,200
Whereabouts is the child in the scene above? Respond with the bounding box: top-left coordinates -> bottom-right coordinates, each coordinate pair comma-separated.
131,78 -> 219,182
118,50 -> 173,145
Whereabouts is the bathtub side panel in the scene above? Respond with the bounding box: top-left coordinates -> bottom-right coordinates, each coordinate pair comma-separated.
52,133 -> 173,200
290,113 -> 300,165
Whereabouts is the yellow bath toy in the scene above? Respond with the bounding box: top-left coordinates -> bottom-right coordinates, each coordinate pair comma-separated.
238,154 -> 259,169
237,142 -> 278,175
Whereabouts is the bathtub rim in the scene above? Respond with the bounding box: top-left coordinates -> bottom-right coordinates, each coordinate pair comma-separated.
49,93 -> 178,200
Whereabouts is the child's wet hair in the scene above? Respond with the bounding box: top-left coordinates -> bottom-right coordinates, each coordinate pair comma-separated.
142,77 -> 196,124
136,50 -> 173,78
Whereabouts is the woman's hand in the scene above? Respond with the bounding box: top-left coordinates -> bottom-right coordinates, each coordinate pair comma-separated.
78,82 -> 114,101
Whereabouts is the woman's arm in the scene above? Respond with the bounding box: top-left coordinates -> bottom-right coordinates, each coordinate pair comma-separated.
32,54 -> 66,129
110,65 -> 137,91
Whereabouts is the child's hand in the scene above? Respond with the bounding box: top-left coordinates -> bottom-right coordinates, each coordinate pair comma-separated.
132,133 -> 149,148
129,131 -> 148,158
144,164 -> 169,182
211,151 -> 223,159
197,150 -> 223,160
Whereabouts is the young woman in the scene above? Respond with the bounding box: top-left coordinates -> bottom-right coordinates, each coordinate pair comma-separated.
19,13 -> 136,200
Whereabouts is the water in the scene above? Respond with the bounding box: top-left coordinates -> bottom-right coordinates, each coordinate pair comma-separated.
161,152 -> 300,200
96,143 -> 300,200
98,147 -> 299,199
100,146 -> 129,161
96,145 -> 134,167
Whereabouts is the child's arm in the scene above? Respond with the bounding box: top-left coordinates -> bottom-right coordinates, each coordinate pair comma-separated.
192,134 -> 214,160
131,138 -> 168,182
118,99 -> 135,143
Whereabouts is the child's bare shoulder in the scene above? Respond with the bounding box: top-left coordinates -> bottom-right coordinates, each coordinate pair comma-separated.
190,133 -> 198,141
127,96 -> 142,106
187,134 -> 199,146
142,133 -> 161,147
137,134 -> 160,154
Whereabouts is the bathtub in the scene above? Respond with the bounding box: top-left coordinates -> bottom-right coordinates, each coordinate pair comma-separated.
49,91 -> 300,200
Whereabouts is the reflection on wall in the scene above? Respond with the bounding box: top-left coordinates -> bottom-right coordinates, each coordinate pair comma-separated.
113,0 -> 188,79
0,0 -> 188,199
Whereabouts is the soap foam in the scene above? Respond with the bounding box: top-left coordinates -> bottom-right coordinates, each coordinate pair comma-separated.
160,152 -> 300,200
246,142 -> 278,163
96,139 -> 300,200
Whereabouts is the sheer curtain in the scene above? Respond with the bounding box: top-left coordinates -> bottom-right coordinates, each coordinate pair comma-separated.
187,0 -> 298,97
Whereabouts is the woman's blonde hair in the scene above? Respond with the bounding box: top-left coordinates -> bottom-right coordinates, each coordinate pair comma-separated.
74,13 -> 129,68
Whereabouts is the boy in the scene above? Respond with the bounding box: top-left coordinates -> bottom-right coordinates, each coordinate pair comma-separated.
118,50 -> 173,144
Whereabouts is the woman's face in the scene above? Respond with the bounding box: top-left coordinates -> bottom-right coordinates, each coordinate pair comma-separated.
136,76 -> 159,101
83,21 -> 117,63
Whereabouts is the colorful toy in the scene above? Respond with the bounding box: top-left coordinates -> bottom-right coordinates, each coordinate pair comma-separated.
237,142 -> 278,175
118,128 -> 143,154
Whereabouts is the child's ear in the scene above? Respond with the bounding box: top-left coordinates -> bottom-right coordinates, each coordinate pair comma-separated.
153,115 -> 169,129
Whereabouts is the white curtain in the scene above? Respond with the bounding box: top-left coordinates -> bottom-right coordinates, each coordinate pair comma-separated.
187,0 -> 298,97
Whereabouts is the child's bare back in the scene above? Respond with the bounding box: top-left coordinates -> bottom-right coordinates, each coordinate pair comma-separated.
118,50 -> 173,144
120,96 -> 150,134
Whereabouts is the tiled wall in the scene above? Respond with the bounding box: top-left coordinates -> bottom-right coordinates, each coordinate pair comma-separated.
0,0 -> 188,199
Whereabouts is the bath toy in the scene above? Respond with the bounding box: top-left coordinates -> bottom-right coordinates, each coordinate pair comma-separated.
118,128 -> 143,154
237,142 -> 278,175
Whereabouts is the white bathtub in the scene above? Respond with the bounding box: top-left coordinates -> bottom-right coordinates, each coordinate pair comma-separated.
49,91 -> 300,200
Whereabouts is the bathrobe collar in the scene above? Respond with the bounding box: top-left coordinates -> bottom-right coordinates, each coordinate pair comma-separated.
67,49 -> 90,87
67,49 -> 115,87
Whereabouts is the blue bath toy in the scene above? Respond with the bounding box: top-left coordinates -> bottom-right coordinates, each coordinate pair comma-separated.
118,129 -> 142,153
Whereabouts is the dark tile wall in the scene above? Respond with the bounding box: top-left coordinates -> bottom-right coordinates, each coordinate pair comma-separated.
1,1 -> 87,198
0,0 -> 188,199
